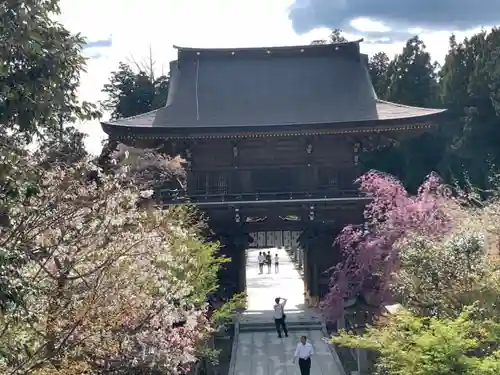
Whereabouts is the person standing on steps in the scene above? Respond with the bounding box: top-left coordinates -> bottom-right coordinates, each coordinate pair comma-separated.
273,297 -> 288,338
266,251 -> 272,273
258,251 -> 264,274
293,335 -> 314,375
274,253 -> 279,273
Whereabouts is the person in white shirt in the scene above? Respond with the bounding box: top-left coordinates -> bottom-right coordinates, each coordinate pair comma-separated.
257,252 -> 264,274
293,335 -> 314,375
274,253 -> 279,273
273,297 -> 288,338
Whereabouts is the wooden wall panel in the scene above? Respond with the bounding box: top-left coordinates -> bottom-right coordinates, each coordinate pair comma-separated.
185,134 -> 360,195
191,139 -> 233,168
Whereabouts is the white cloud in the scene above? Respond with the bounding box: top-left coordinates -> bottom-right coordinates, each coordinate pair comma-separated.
58,0 -> 476,155
350,18 -> 391,33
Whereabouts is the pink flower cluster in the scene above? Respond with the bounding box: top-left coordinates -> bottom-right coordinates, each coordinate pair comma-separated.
320,171 -> 452,321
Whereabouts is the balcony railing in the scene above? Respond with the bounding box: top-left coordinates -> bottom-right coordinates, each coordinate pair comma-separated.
158,186 -> 362,204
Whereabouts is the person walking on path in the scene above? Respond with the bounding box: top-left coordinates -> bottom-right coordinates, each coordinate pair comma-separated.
274,253 -> 279,273
258,252 -> 265,274
266,251 -> 272,273
293,336 -> 314,375
273,297 -> 288,338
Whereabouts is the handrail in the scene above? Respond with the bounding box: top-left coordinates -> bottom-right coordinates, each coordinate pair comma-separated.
158,188 -> 361,203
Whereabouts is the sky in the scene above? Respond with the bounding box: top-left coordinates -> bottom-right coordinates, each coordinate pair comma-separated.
57,0 -> 491,155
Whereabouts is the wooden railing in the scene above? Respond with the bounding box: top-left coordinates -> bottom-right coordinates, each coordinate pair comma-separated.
158,186 -> 361,204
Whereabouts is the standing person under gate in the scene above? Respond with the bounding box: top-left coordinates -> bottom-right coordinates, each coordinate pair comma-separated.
266,251 -> 272,274
273,297 -> 288,338
258,251 -> 265,274
274,253 -> 279,273
293,336 -> 314,375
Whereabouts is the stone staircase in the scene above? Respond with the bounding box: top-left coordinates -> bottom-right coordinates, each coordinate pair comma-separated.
229,308 -> 347,375
238,309 -> 323,332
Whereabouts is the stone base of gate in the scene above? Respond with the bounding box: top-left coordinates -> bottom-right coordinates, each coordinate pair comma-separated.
304,290 -> 320,308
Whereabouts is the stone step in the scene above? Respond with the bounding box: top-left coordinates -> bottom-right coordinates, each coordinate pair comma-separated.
237,309 -> 324,333
239,323 -> 322,332
239,319 -> 322,328
239,309 -> 321,321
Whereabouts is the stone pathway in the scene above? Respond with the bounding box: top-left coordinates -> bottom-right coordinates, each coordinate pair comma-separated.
230,247 -> 344,375
245,247 -> 306,311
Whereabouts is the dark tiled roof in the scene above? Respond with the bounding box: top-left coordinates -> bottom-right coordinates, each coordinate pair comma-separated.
102,41 -> 446,131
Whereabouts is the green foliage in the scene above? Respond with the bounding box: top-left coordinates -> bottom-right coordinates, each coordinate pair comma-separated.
333,195 -> 500,374
360,29 -> 500,192
333,305 -> 500,375
384,36 -> 440,107
368,52 -> 390,99
101,61 -> 169,119
310,28 -> 347,44
36,126 -> 89,166
362,36 -> 445,191
439,28 -> 500,189
363,28 -> 500,191
0,0 -> 100,137
211,292 -> 246,328
394,229 -> 500,318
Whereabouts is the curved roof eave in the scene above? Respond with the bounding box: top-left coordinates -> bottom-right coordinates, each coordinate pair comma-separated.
100,108 -> 447,136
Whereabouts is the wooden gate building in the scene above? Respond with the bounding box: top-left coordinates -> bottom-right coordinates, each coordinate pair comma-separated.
101,40 -> 446,304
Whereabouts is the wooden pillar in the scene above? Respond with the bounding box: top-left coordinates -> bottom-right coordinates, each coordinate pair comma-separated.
213,227 -> 250,296
239,246 -> 247,293
303,239 -> 321,307
308,244 -> 319,307
303,243 -> 310,304
298,227 -> 312,307
233,232 -> 251,294
229,245 -> 245,294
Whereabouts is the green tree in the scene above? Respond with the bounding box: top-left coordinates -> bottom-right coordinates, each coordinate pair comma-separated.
0,135 -> 242,374
0,0 -> 100,137
385,36 -> 439,107
0,149 -> 221,374
333,305 -> 500,375
394,229 -> 500,319
439,28 -> 500,190
362,36 -> 444,191
36,126 -> 88,166
332,196 -> 500,374
368,52 -> 390,98
329,29 -> 348,43
101,59 -> 170,120
311,28 -> 347,45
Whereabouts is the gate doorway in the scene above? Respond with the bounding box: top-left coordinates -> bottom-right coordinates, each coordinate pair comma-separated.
248,230 -> 302,249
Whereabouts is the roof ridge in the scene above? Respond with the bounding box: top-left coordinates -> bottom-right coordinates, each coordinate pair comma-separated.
173,39 -> 363,52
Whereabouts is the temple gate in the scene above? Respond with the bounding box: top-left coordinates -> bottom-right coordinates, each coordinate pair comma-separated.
101,40 -> 446,306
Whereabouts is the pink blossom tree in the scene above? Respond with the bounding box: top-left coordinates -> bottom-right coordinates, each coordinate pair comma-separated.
320,170 -> 454,322
0,143 -> 226,375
